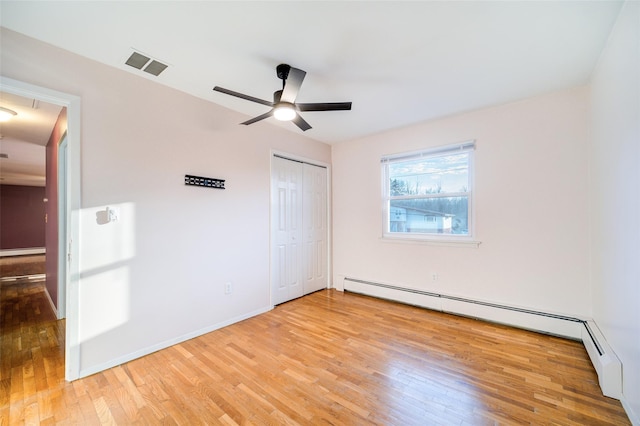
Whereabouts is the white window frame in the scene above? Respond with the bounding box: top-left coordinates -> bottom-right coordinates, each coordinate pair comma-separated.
381,141 -> 479,247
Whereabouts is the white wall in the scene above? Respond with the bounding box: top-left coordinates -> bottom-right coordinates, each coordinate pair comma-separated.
0,28 -> 331,376
333,87 -> 591,325
589,1 -> 640,422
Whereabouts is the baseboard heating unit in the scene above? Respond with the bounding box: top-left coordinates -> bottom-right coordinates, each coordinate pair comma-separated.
342,276 -> 622,400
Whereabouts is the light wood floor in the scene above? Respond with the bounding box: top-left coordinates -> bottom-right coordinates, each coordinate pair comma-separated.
1,277 -> 630,425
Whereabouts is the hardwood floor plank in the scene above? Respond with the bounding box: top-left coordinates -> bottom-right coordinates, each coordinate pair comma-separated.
93,395 -> 117,425
112,366 -> 147,410
36,390 -> 54,422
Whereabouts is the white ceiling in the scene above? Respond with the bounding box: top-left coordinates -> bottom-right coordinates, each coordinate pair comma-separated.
0,92 -> 62,186
0,1 -> 624,182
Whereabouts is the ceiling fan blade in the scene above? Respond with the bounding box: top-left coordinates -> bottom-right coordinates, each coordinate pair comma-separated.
241,110 -> 273,125
297,102 -> 352,112
292,114 -> 312,131
213,86 -> 273,107
280,67 -> 306,104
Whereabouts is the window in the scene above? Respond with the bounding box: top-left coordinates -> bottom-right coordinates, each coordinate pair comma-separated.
382,141 -> 475,241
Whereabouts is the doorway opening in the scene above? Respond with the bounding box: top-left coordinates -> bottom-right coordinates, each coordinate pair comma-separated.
0,76 -> 81,380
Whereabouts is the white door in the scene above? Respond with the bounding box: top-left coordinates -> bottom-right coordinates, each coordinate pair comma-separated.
271,156 -> 304,305
271,156 -> 328,305
302,163 -> 327,294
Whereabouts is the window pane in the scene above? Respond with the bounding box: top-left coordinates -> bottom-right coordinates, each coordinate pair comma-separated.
389,153 -> 469,195
389,197 -> 469,235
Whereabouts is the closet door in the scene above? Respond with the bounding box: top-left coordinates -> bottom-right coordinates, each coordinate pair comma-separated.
271,156 -> 329,305
271,156 -> 304,305
302,163 -> 328,294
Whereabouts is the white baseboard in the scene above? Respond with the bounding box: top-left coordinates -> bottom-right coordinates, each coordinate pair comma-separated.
0,247 -> 46,257
43,284 -> 58,319
621,397 -> 640,426
77,305 -> 273,379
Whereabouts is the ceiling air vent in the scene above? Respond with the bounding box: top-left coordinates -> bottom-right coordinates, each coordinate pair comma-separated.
125,51 -> 168,76
143,60 -> 168,76
0,153 -> 8,159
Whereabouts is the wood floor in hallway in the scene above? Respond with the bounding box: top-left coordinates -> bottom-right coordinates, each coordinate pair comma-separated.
0,275 -> 630,425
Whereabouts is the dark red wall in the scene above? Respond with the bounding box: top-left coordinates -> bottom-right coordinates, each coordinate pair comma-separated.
0,184 -> 46,249
45,107 -> 67,309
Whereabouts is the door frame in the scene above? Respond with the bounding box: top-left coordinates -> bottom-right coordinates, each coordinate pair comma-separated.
270,150 -> 332,306
0,76 -> 82,381
57,134 -> 68,318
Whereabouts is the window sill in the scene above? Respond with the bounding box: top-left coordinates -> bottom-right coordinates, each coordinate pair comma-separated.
381,235 -> 481,248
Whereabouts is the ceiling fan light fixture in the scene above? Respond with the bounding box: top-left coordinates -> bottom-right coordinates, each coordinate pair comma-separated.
273,103 -> 296,121
213,64 -> 351,131
0,107 -> 18,122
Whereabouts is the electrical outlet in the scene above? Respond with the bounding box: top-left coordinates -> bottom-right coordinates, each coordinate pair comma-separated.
432,273 -> 439,281
224,282 -> 232,295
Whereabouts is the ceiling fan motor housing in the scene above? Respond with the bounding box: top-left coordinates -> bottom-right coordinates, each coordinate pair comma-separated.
276,64 -> 291,81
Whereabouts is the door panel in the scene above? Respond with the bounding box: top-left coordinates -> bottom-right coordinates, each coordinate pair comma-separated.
302,163 -> 328,294
272,157 -> 303,305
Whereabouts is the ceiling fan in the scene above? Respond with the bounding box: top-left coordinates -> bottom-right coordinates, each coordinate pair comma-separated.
213,64 -> 352,131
